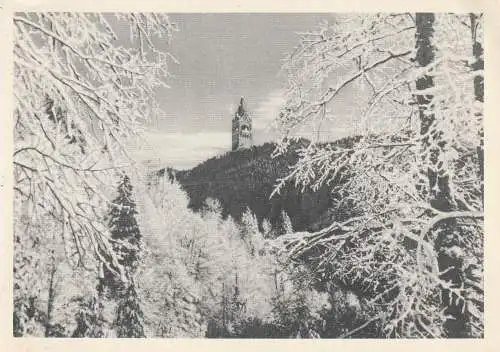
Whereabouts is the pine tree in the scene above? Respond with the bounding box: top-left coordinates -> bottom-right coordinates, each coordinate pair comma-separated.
72,296 -> 106,338
98,174 -> 142,299
281,210 -> 294,235
110,174 -> 142,269
95,174 -> 146,337
114,283 -> 146,338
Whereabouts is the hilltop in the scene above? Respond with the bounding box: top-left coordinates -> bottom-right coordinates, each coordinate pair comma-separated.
157,136 -> 360,234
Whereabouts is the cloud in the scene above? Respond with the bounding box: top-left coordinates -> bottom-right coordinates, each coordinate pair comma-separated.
128,130 -> 232,170
250,89 -> 367,144
129,90 -> 286,170
251,89 -> 286,144
253,89 -> 285,132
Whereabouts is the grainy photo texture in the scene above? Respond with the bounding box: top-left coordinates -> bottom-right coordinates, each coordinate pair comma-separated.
13,13 -> 484,338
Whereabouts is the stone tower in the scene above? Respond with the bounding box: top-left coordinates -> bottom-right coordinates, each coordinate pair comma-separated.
232,97 -> 252,151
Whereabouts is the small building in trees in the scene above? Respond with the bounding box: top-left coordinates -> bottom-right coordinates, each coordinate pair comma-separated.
232,97 -> 253,151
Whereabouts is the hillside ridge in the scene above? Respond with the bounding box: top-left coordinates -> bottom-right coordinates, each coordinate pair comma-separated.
156,136 -> 359,233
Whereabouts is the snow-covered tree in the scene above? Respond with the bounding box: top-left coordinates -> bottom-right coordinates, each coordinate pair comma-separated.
93,173 -> 147,338
72,295 -> 107,338
114,282 -> 146,338
241,207 -> 265,255
98,174 -> 142,299
135,176 -> 279,337
14,195 -> 100,337
273,13 -> 483,338
270,262 -> 331,338
134,177 -> 210,337
14,13 -> 177,284
281,210 -> 294,234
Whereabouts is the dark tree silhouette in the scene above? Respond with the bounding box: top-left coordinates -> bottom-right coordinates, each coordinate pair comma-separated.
115,283 -> 146,338
98,174 -> 142,299
95,174 -> 146,337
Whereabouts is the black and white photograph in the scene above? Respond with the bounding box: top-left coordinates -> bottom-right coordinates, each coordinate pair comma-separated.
11,9 -> 485,339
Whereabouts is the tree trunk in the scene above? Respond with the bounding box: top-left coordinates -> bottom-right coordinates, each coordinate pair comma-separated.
415,13 -> 466,338
469,13 -> 484,198
44,251 -> 57,337
416,13 -> 453,211
467,12 -> 484,337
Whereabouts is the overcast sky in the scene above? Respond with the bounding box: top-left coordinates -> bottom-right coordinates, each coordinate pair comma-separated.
130,13 -> 336,170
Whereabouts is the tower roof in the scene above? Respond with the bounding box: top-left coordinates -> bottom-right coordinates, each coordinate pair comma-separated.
236,97 -> 246,117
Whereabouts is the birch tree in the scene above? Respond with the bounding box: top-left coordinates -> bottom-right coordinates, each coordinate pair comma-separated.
273,13 -> 483,338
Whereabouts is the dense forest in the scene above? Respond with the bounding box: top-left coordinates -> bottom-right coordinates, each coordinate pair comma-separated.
13,13 -> 483,339
158,136 -> 360,234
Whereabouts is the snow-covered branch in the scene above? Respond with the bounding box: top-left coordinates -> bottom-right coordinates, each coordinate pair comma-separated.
14,13 -> 177,276
274,13 -> 484,338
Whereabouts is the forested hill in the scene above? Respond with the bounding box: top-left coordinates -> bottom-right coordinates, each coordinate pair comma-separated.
157,137 -> 359,234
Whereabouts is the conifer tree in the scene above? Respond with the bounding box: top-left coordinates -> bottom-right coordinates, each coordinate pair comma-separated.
115,283 -> 146,338
72,296 -> 106,338
98,174 -> 142,299
281,210 -> 294,235
96,174 -> 146,338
